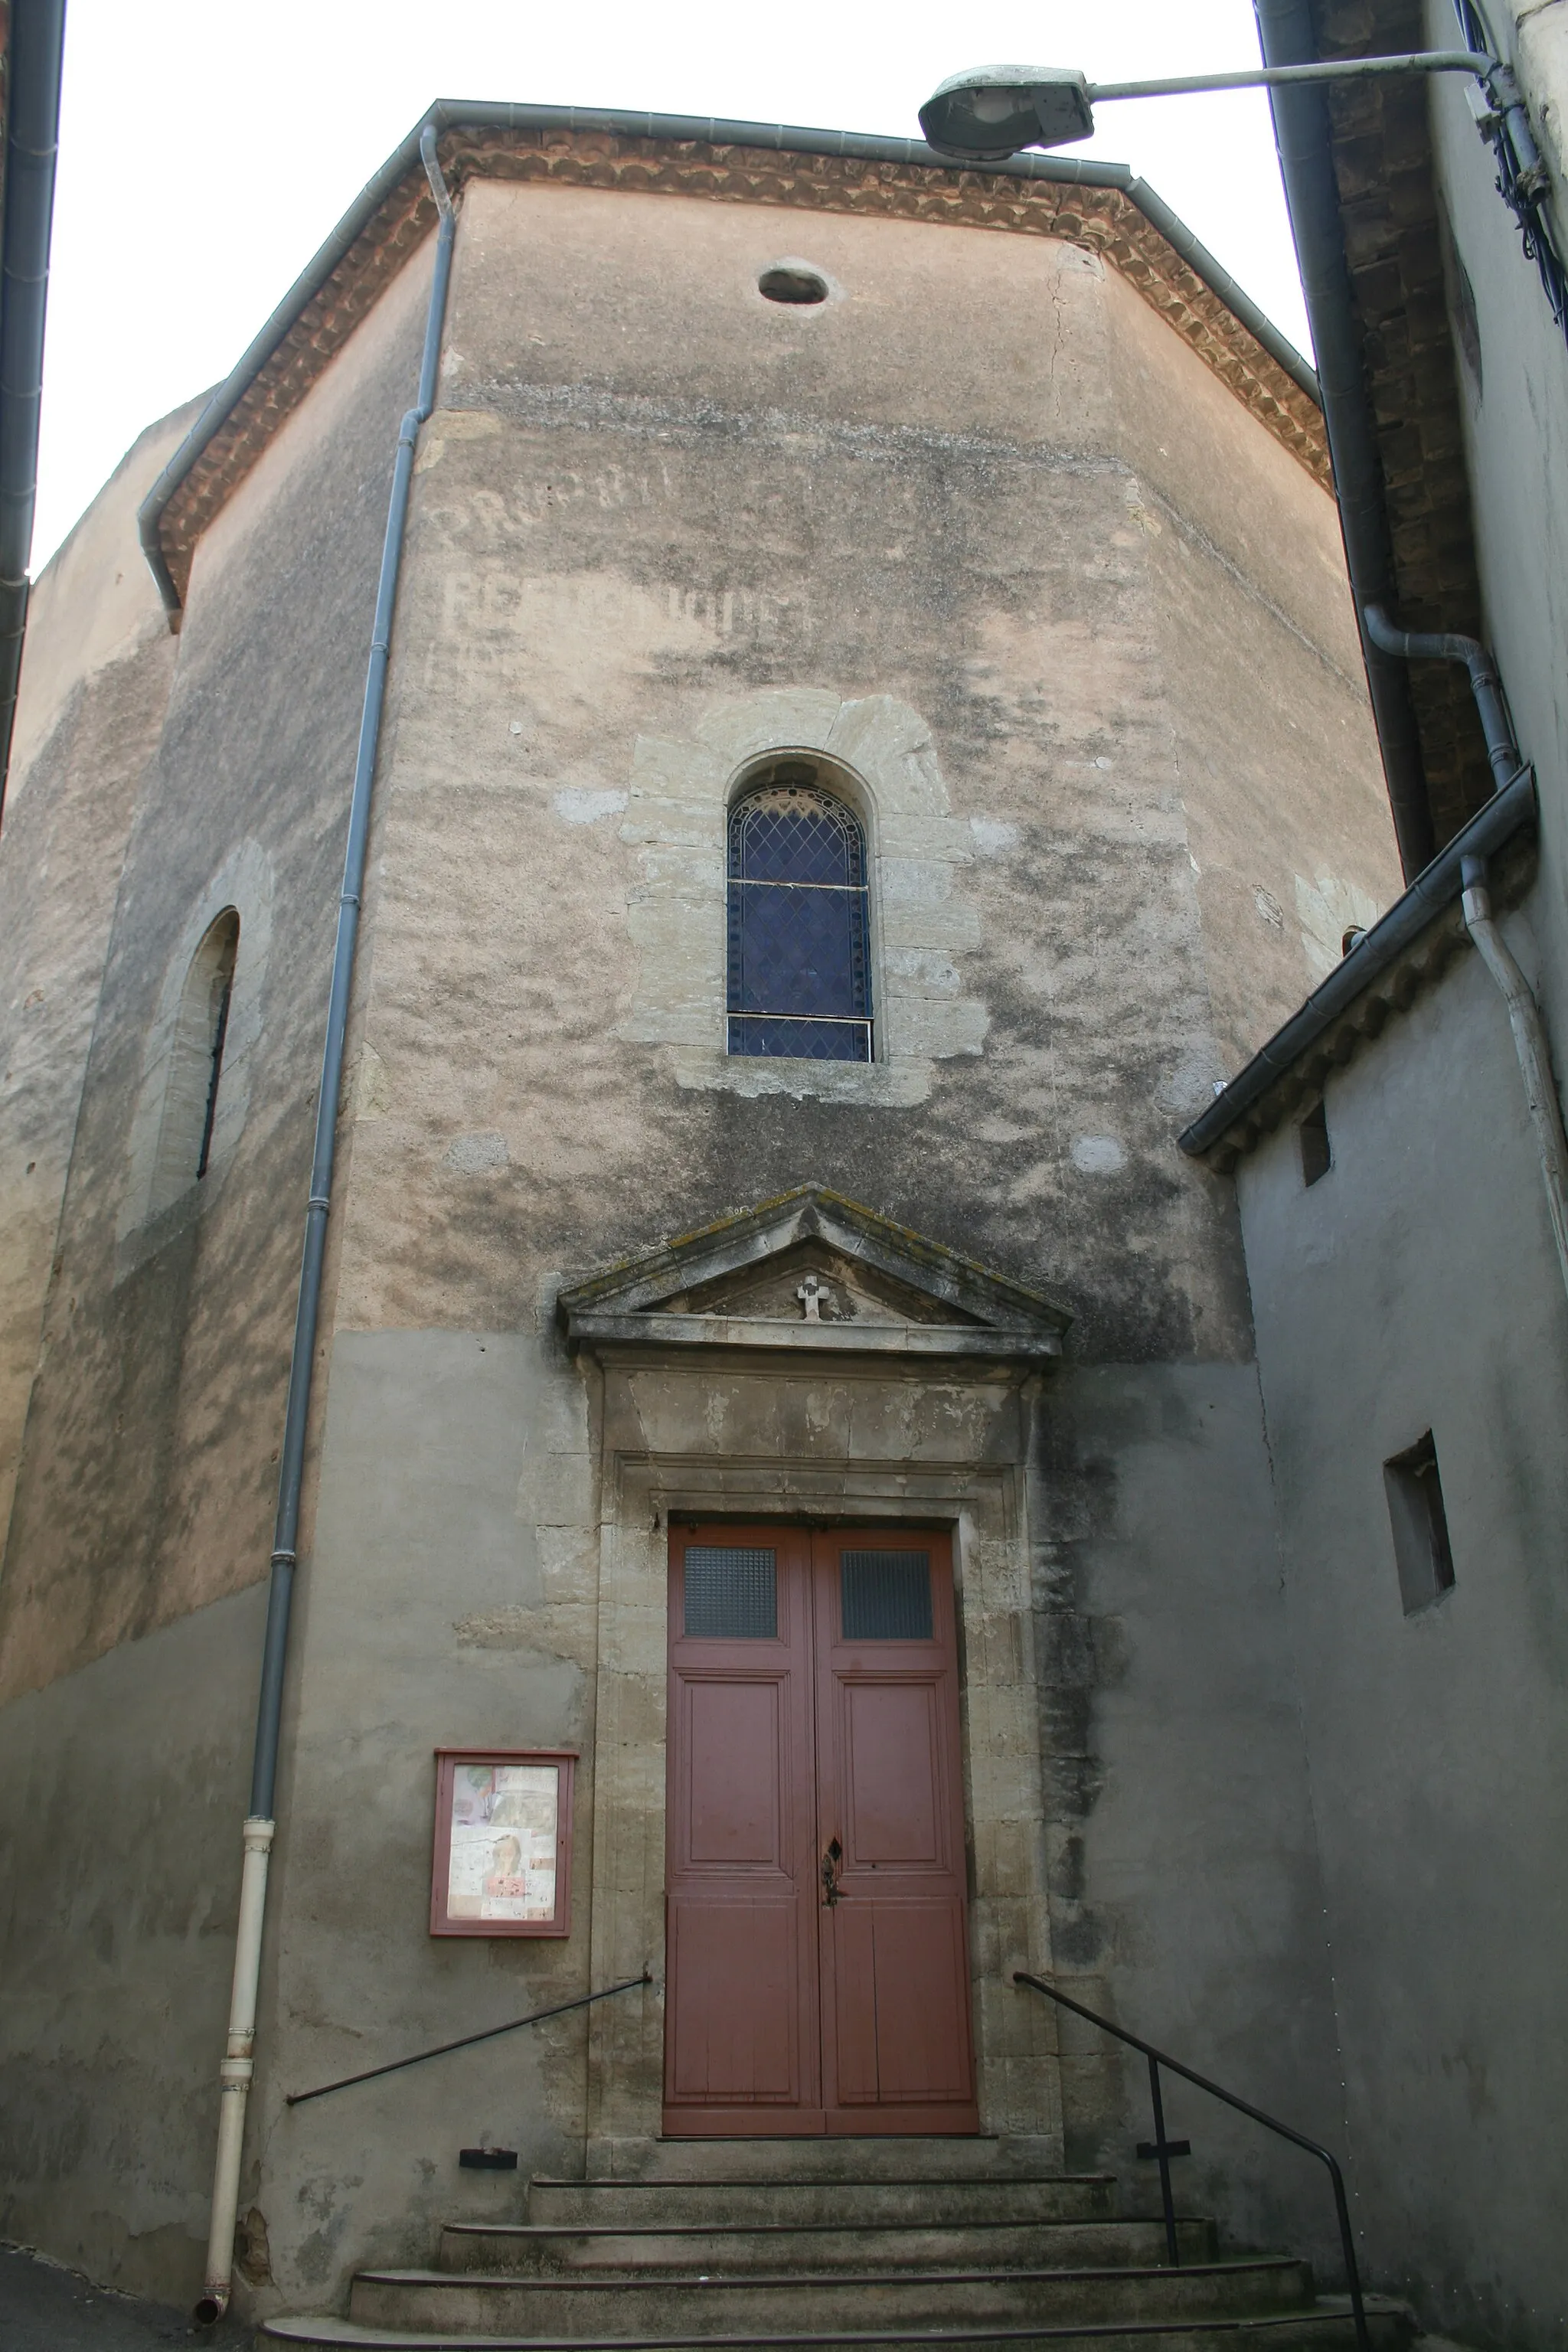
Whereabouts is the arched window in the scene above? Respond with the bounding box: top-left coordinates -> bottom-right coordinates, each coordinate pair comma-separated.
152,910 -> 239,1207
727,765 -> 873,1061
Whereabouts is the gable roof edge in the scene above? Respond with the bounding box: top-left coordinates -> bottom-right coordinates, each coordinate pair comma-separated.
136,101 -> 1322,626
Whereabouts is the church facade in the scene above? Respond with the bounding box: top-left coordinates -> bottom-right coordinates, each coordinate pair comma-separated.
0,111 -> 1420,2328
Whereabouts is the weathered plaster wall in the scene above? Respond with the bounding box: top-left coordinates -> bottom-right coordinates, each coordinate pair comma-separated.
0,237 -> 439,2308
235,179 -> 1390,2310
1238,936 -> 1568,2344
0,1581 -> 264,2295
340,177 -> 1394,1361
0,237 -> 434,1702
0,403 -> 197,1562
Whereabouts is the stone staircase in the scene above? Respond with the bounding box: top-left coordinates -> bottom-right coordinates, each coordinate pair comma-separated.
260,2136 -> 1408,2351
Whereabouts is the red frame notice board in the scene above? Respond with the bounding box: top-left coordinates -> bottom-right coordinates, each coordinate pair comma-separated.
430,1749 -> 577,1938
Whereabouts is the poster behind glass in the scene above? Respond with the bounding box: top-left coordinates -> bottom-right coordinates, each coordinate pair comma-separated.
431,1749 -> 575,1937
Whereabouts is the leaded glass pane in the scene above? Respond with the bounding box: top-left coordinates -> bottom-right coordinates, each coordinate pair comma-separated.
840,1550 -> 933,1641
727,778 -> 872,1063
684,1547 -> 778,1638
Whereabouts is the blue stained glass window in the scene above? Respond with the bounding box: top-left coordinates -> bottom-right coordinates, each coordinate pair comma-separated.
727,771 -> 873,1061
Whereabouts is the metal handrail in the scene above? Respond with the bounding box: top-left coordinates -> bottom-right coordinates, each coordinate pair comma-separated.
1014,1971 -> 1370,2352
286,1971 -> 652,2107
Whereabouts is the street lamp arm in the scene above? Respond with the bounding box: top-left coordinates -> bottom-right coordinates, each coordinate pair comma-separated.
1088,53 -> 1496,106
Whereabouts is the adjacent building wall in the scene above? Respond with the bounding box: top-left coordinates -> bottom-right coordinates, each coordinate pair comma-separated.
1237,939 -> 1568,2345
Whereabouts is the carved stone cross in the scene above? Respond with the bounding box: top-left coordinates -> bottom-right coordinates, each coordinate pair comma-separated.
796,1275 -> 826,1322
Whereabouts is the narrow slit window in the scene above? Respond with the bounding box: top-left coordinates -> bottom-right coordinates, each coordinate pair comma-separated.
1383,1432 -> 1456,1614
727,766 -> 872,1062
683,1547 -> 778,1639
840,1550 -> 933,1641
1299,1097 -> 1331,1187
152,909 -> 240,1212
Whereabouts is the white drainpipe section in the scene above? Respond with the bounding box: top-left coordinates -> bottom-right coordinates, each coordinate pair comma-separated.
196,1816 -> 274,2322
1461,854 -> 1568,1301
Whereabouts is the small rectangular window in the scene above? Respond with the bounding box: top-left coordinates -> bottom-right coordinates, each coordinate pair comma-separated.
840,1550 -> 933,1641
1299,1098 -> 1331,1187
1383,1432 -> 1455,1614
682,1547 -> 777,1639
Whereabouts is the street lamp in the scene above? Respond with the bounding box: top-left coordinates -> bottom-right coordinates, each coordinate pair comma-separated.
918,51 -> 1543,190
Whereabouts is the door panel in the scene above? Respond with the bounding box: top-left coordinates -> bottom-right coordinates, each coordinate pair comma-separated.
814,1529 -> 977,2132
665,1527 -> 822,2132
665,1523 -> 975,2137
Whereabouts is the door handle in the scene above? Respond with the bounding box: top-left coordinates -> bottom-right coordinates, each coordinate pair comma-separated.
821,1838 -> 843,1906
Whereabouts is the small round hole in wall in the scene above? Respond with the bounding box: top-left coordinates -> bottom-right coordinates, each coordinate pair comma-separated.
759,265 -> 828,305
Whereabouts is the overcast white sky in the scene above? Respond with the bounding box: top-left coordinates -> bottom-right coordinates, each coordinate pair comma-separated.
31,0 -> 1309,570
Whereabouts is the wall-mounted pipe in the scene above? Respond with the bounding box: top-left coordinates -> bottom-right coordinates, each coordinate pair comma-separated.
1461,853 -> 1568,1299
1362,602 -> 1568,1309
0,0 -> 67,827
192,122 -> 456,2328
1364,604 -> 1521,792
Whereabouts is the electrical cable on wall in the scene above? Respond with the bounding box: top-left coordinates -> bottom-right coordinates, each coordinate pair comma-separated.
1454,0 -> 1568,336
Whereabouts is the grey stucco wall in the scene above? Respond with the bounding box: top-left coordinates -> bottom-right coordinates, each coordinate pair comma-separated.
249,1326 -> 594,2312
249,182 -> 1381,2308
0,1581 -> 263,2296
1032,1361 -> 1346,2276
1238,934 -> 1568,2347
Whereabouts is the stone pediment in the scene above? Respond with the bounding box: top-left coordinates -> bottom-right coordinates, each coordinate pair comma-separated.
557,1187 -> 1069,1363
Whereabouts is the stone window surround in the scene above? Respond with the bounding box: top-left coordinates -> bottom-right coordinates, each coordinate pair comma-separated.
616,688 -> 993,1107
577,1357 -> 1063,2172
117,838 -> 274,1272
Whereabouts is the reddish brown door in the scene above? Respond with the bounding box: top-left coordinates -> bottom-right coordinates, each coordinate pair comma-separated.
665,1524 -> 976,2136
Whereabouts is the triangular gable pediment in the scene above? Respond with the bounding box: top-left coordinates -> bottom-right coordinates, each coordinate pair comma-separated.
557,1187 -> 1069,1363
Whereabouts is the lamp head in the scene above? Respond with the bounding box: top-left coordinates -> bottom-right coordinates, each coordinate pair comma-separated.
918,66 -> 1095,161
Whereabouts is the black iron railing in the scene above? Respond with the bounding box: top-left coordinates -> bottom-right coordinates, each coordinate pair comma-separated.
286,1971 -> 652,2107
1014,1971 -> 1370,2352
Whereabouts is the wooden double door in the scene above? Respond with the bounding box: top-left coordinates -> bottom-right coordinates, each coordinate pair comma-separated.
664,1523 -> 977,2135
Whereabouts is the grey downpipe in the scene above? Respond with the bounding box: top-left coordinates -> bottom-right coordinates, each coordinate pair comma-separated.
1364,603 -> 1568,1306
1253,0 -> 1435,879
0,0 -> 67,826
193,122 -> 456,2328
1363,604 -> 1522,792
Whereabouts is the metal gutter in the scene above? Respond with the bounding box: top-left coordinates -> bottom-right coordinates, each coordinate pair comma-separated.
1253,0 -> 1436,879
0,0 -> 67,823
136,98 -> 1320,623
1178,763 -> 1537,1159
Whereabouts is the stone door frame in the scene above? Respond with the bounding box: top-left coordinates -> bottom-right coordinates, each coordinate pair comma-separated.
579,1355 -> 1063,2172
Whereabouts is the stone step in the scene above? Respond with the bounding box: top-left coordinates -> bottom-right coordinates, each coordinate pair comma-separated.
526,2182 -> 1117,2230
592,2141 -> 1062,2187
348,2257 -> 1315,2337
261,2296 -> 1411,2350
439,2223 -> 1216,2277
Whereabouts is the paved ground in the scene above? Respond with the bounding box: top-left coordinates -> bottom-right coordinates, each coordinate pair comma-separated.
0,2244 -> 256,2350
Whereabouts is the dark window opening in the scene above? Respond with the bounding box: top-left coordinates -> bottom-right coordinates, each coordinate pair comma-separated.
1299,1097 -> 1331,1187
759,266 -> 828,305
194,913 -> 239,1178
1384,1432 -> 1456,1615
727,765 -> 872,1062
